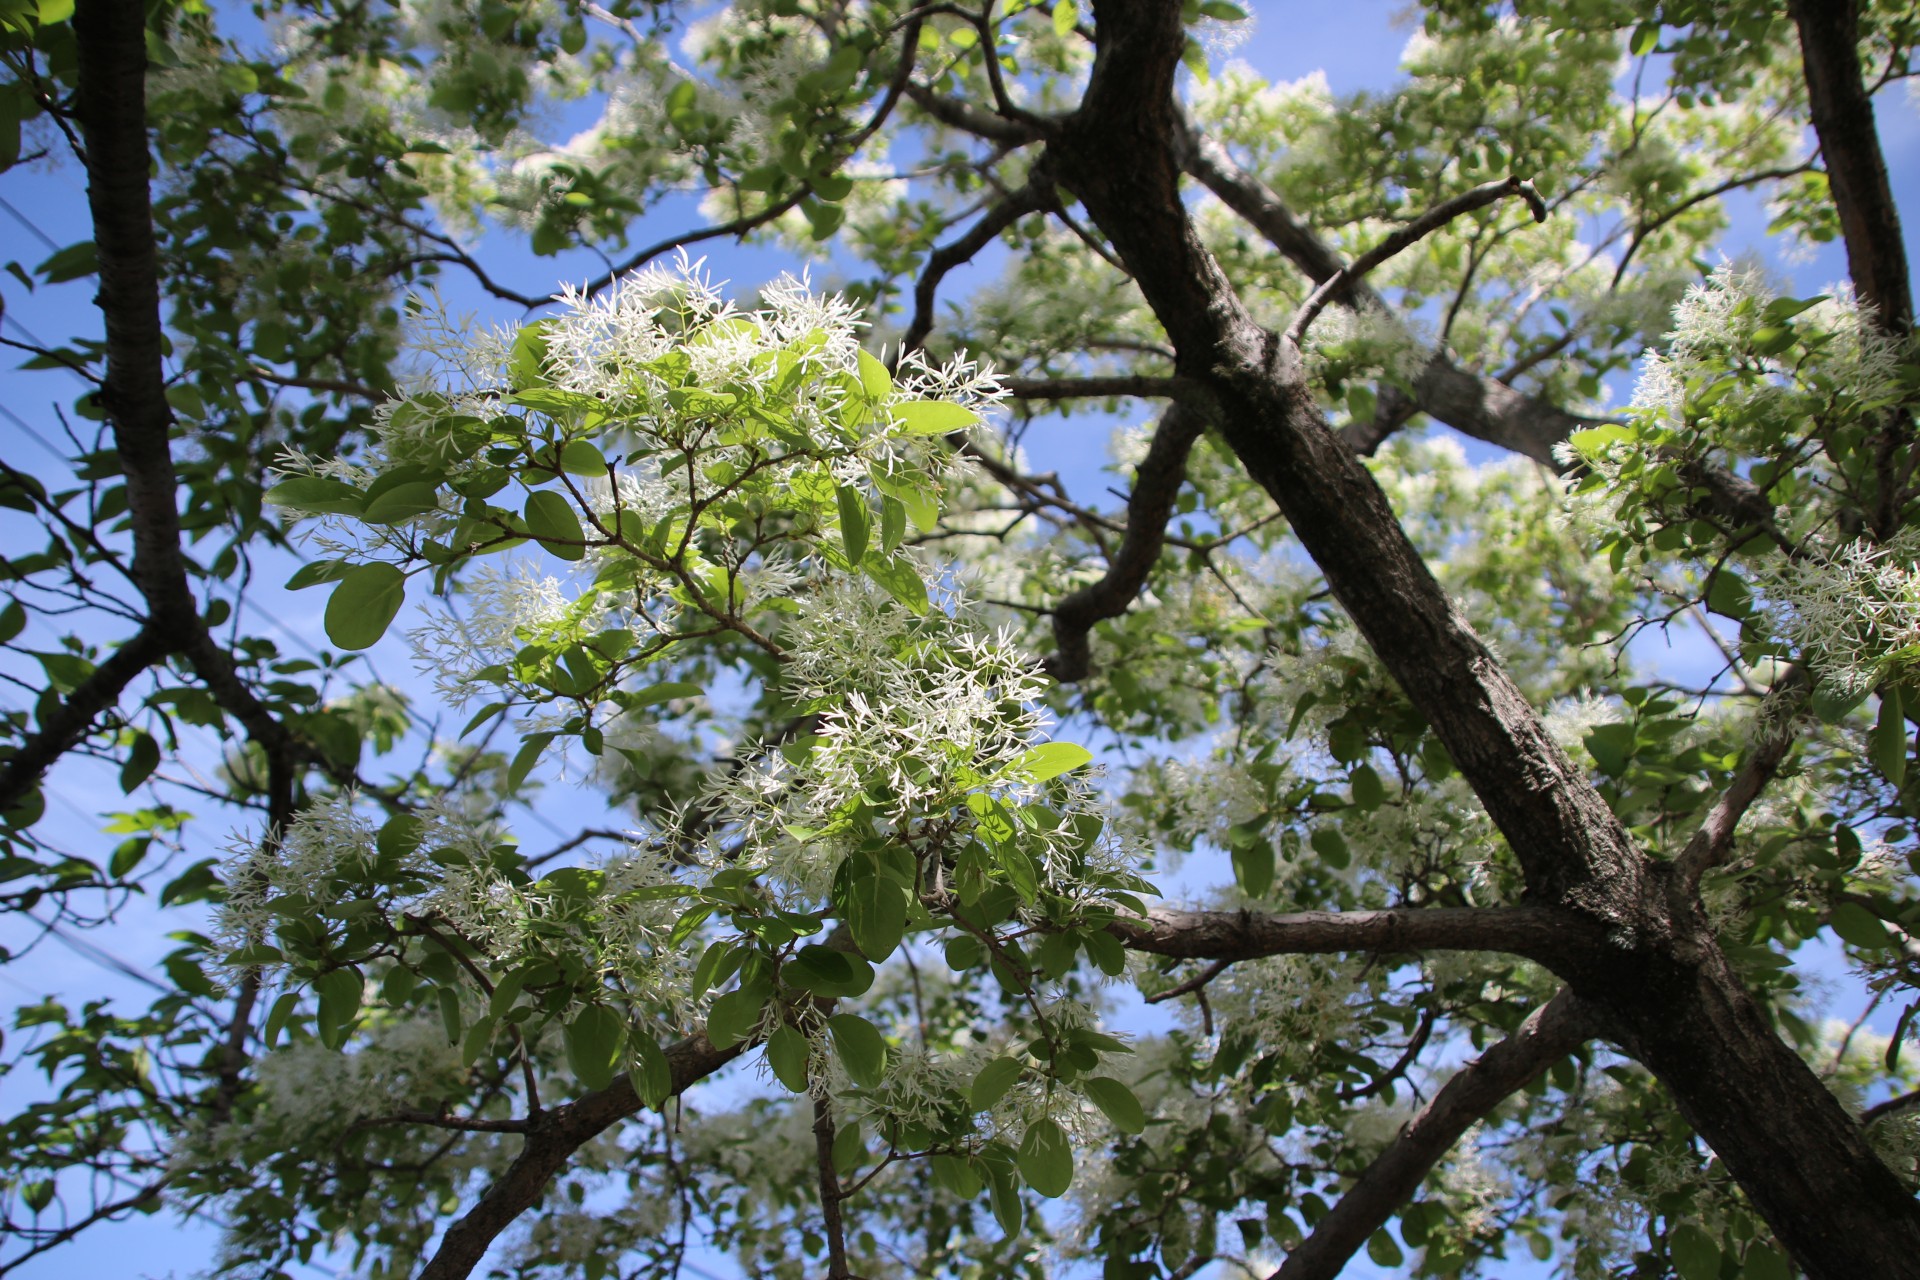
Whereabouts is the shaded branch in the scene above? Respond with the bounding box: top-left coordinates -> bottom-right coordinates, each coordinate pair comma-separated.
902,177 -> 1054,355
1044,401 -> 1206,681
417,1030 -> 744,1280
1268,990 -> 1592,1280
1789,0 -> 1912,332
0,625 -> 163,814
1286,176 -> 1546,346
1673,666 -> 1811,891
1002,374 -> 1192,401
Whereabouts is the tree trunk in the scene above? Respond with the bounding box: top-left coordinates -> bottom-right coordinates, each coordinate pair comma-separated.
1057,2 -> 1920,1272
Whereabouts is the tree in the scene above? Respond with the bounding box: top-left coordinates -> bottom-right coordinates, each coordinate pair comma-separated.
0,0 -> 1917,1277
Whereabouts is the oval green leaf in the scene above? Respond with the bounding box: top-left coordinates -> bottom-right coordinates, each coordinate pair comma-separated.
892,399 -> 979,435
564,1002 -> 625,1090
827,1012 -> 887,1088
969,1055 -> 1023,1112
524,489 -> 585,561
1016,741 -> 1093,782
324,562 -> 407,651
1015,1117 -> 1073,1197
1083,1075 -> 1145,1134
766,1022 -> 811,1092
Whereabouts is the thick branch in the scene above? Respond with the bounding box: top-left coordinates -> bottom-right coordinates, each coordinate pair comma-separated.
1044,402 -> 1206,681
1268,990 -> 1592,1280
1789,1 -> 1912,332
904,82 -> 1047,145
1112,904 -> 1600,971
1002,374 -> 1191,401
73,0 -> 191,636
417,1030 -> 742,1280
1059,0 -> 1655,917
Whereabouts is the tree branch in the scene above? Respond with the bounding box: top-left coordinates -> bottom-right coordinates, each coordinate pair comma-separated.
1789,0 -> 1912,333
1268,990 -> 1592,1280
1044,401 -> 1206,681
1002,374 -> 1192,401
1285,176 -> 1546,347
1111,905 -> 1600,971
0,625 -> 163,814
417,1030 -> 744,1280
1673,666 -> 1810,891
1181,130 -> 1603,465
902,177 -> 1054,355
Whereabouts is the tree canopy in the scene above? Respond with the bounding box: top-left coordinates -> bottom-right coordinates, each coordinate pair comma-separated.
1,1 -> 1919,1278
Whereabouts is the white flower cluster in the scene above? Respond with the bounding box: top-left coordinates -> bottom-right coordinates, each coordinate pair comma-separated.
1758,530 -> 1920,696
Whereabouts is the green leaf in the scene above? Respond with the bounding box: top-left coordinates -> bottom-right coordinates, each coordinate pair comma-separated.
1705,569 -> 1752,620
362,480 -> 442,524
439,986 -> 464,1044
314,967 -> 363,1050
1016,1118 -> 1072,1197
846,865 -> 908,961
1628,22 -> 1659,56
34,238 -> 94,282
969,1056 -> 1023,1111
559,440 -> 608,476
1349,763 -> 1386,811
461,1015 -> 496,1067
630,1032 -> 673,1108
827,1012 -> 887,1087
1309,827 -> 1350,869
784,945 -> 875,998
1870,688 -> 1907,788
1749,325 -> 1796,356
507,732 -> 555,793
766,1022 -> 811,1092
624,681 -> 704,710
1366,1228 -> 1405,1267
263,991 -> 299,1049
857,348 -> 893,402
1668,1224 -> 1720,1280
987,1160 -> 1023,1235
1015,741 -> 1093,782
1197,0 -> 1247,18
1830,900 -> 1893,951
1053,0 -> 1078,36
524,490 -> 586,561
512,321 -> 552,386
704,986 -> 767,1051
267,476 -> 365,517
863,552 -> 929,615
324,563 -> 407,651
1083,1075 -> 1145,1134
119,731 -> 159,794
891,399 -> 979,435
1742,1242 -> 1791,1280
836,484 -> 870,566
564,1003 -> 626,1090
1583,722 -> 1635,776
1231,837 -> 1274,899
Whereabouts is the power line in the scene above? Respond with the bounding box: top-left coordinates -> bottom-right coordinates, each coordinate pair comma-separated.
0,193 -> 61,253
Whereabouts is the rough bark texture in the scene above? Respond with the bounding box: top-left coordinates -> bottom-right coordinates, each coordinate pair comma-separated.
1113,905 -> 1600,970
1789,0 -> 1912,333
1052,3 -> 1920,1274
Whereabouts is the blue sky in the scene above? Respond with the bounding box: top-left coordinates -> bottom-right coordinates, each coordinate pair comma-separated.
1,2 -> 1918,1277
